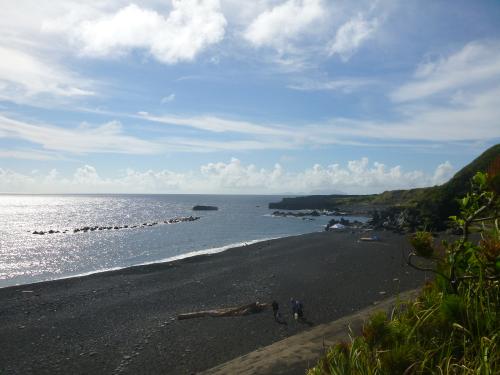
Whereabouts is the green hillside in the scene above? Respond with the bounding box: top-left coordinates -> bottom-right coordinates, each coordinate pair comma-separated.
269,144 -> 500,229
413,143 -> 500,228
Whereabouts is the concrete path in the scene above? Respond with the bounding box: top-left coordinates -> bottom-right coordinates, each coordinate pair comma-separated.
201,289 -> 419,375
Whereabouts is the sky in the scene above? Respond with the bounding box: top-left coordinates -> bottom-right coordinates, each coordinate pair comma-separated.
1,0 -> 500,194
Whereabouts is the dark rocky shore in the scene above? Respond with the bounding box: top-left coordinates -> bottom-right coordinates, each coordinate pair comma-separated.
0,231 -> 429,374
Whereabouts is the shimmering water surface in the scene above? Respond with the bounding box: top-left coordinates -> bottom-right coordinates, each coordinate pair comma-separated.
0,194 -> 366,288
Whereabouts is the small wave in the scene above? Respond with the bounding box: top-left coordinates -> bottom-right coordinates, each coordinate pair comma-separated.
1,236 -> 286,289
138,236 -> 283,266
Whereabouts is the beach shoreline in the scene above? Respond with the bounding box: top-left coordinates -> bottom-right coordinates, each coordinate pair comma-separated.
0,235 -> 287,290
0,230 -> 429,374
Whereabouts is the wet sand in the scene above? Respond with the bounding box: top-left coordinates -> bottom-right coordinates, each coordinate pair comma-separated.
0,230 -> 429,374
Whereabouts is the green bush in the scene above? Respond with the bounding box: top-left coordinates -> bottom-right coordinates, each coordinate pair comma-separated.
362,311 -> 390,348
439,294 -> 465,325
409,231 -> 434,257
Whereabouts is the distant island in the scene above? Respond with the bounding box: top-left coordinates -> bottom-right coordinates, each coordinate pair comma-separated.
270,144 -> 500,232
192,205 -> 218,211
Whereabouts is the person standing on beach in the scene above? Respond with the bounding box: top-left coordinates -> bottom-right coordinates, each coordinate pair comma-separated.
272,300 -> 285,323
290,298 -> 298,320
290,298 -> 304,321
296,300 -> 304,319
272,300 -> 279,321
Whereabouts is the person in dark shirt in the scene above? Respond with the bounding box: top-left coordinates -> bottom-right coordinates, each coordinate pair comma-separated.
272,300 -> 287,324
296,300 -> 304,319
272,300 -> 279,321
290,298 -> 304,320
290,298 -> 298,320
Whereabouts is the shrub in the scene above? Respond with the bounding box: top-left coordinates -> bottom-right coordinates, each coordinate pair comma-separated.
409,231 -> 434,257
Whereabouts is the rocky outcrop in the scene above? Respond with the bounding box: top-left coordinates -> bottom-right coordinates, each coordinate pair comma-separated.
272,210 -> 352,218
272,210 -> 321,217
193,205 -> 218,211
325,217 -> 365,231
368,207 -> 422,233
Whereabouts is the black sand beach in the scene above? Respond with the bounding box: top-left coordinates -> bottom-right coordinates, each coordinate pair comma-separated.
0,231 -> 429,374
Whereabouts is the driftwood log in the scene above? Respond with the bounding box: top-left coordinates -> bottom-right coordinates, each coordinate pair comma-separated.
359,237 -> 379,242
177,302 -> 269,320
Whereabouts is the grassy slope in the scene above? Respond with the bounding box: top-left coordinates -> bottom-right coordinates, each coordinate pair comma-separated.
412,144 -> 500,228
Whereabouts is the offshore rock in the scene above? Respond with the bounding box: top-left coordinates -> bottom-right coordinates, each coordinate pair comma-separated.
192,205 -> 218,211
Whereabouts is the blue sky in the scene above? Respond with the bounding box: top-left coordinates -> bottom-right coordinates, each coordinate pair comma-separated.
1,0 -> 500,194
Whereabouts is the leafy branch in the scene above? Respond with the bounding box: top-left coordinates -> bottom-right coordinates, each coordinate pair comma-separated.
407,172 -> 500,290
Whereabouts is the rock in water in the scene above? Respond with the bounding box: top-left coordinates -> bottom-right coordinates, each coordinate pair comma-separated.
192,205 -> 218,211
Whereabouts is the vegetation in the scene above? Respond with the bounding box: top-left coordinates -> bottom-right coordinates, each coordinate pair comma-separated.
269,144 -> 500,231
409,231 -> 435,257
268,194 -> 379,210
308,171 -> 500,374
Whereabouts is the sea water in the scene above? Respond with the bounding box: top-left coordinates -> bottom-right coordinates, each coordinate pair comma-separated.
0,194 -> 366,288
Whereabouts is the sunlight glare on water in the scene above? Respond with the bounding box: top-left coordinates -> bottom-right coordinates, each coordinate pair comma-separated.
0,194 -> 367,288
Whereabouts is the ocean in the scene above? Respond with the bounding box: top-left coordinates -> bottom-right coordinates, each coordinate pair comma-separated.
0,194 -> 366,288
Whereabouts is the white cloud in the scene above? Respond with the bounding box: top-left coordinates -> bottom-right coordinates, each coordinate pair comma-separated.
137,112 -> 291,136
432,161 -> 454,185
304,85 -> 500,142
144,90 -> 500,145
0,149 -> 66,161
161,94 -> 176,103
0,158 -> 455,194
0,115 -> 163,154
391,41 -> 500,102
0,113 -> 296,155
288,78 -> 377,92
73,164 -> 100,185
164,137 -> 294,152
220,0 -> 275,26
244,0 -> 325,51
44,1 -> 227,64
0,0 -> 392,85
329,14 -> 378,61
0,168 -> 37,193
302,40 -> 500,143
126,83 -> 500,149
89,69 -> 500,149
0,45 -> 94,103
